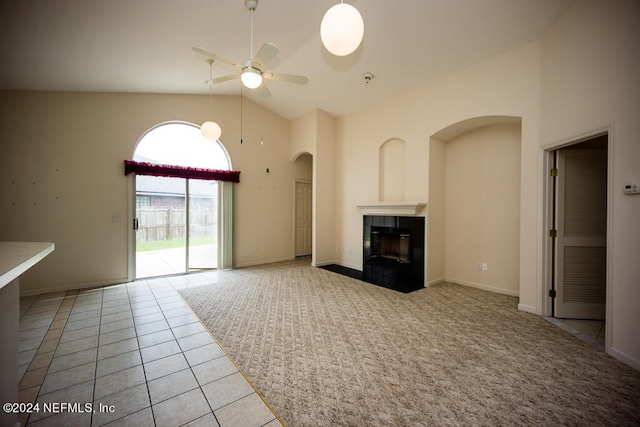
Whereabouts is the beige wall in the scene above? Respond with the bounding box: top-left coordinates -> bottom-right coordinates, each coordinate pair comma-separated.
0,91 -> 311,292
336,40 -> 540,277
443,123 -> 521,296
539,0 -> 640,368
290,109 -> 337,266
427,138 -> 446,284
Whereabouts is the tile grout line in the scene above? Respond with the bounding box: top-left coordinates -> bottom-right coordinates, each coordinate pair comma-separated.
128,281 -> 158,427
91,286 -> 106,427
172,283 -> 284,427
17,290 -> 78,426
149,279 -> 219,425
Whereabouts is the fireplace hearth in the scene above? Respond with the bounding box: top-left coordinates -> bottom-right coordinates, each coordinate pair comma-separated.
363,215 -> 425,293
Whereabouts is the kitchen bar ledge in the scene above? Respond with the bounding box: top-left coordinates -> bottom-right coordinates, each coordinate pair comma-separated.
1,242 -> 55,289
0,241 -> 54,427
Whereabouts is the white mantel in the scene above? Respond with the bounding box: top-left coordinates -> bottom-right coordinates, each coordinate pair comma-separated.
357,202 -> 427,216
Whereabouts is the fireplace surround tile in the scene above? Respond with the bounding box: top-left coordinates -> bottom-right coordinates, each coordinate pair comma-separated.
362,215 -> 425,293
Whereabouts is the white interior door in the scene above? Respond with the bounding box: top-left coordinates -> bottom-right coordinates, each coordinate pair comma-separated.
555,148 -> 607,319
295,181 -> 312,257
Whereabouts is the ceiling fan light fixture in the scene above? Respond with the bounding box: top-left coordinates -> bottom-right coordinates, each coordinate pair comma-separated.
320,2 -> 364,56
241,66 -> 263,89
201,120 -> 222,141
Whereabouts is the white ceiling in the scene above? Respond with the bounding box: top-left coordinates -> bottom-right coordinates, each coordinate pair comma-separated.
0,0 -> 572,121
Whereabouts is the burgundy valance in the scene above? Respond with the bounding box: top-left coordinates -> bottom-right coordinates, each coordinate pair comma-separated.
124,160 -> 240,183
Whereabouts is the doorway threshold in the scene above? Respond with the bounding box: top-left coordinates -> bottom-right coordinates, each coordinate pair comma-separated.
544,317 -> 605,352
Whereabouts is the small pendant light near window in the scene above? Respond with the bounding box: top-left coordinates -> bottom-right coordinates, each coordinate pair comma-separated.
201,59 -> 222,141
320,1 -> 364,57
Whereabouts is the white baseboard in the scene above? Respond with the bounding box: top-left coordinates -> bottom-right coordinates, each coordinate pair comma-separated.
336,261 -> 361,271
313,260 -> 336,268
235,256 -> 295,269
517,303 -> 537,314
609,347 -> 640,371
428,277 -> 445,287
20,277 -> 130,297
445,277 -> 520,297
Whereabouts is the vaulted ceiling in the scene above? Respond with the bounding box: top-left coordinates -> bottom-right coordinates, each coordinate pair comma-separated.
0,0 -> 573,120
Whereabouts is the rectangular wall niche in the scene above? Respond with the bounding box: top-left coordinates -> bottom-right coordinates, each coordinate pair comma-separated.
363,215 -> 425,293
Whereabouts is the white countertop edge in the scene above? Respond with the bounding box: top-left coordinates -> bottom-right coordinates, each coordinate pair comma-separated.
0,242 -> 55,289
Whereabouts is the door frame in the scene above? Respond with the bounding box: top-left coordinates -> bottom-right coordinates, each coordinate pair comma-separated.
293,179 -> 313,258
540,125 -> 614,351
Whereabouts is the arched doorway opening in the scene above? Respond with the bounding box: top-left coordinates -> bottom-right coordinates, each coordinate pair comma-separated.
132,122 -> 232,278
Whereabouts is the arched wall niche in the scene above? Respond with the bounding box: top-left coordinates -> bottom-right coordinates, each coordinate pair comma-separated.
428,115 -> 522,297
378,138 -> 406,202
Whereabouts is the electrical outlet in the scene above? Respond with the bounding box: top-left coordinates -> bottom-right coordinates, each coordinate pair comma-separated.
482,263 -> 488,271
475,261 -> 482,270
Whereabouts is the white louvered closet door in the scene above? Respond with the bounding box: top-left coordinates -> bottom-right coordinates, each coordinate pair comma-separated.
555,149 -> 607,319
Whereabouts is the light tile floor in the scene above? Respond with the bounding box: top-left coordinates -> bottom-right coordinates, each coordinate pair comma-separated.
544,317 -> 606,352
17,257 -> 311,427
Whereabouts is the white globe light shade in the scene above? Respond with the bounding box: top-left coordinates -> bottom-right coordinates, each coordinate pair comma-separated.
320,3 -> 364,56
201,121 -> 222,141
241,67 -> 263,89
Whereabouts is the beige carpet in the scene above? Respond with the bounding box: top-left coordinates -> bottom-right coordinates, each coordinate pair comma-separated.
179,267 -> 640,426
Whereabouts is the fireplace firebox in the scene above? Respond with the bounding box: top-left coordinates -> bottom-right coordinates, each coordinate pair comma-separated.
363,215 -> 425,292
370,230 -> 411,263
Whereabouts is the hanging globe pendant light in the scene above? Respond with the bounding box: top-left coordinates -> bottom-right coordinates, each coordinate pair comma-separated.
201,121 -> 222,141
201,59 -> 222,141
320,1 -> 364,56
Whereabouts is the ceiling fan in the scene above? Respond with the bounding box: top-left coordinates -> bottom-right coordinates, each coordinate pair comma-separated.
193,0 -> 308,98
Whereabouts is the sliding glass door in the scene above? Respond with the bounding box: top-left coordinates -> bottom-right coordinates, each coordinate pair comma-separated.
187,179 -> 218,271
135,177 -> 220,278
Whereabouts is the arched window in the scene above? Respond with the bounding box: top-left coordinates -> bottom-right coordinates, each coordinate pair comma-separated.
134,122 -> 231,170
130,122 -> 235,278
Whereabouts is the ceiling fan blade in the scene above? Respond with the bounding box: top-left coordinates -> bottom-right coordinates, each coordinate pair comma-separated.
192,46 -> 241,69
252,42 -> 278,69
263,71 -> 309,85
257,81 -> 271,98
210,74 -> 241,84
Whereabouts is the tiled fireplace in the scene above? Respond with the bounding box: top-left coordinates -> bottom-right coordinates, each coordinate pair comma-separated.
362,215 -> 425,293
